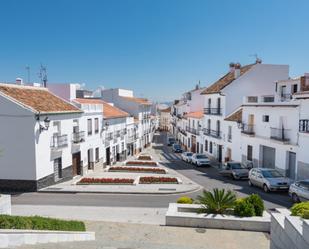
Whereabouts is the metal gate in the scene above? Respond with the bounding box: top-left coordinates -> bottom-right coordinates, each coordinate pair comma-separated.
262,146 -> 276,168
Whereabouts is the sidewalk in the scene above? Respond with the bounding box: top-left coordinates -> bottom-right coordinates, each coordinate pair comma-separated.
39,144 -> 201,195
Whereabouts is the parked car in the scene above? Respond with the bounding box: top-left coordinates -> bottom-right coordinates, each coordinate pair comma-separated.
191,154 -> 210,167
172,144 -> 183,153
248,168 -> 290,192
219,161 -> 249,180
181,152 -> 193,163
167,137 -> 176,146
289,180 -> 309,203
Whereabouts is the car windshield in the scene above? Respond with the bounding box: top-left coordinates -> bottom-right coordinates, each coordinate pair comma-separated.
262,170 -> 283,178
169,138 -> 175,142
186,153 -> 193,156
230,163 -> 243,169
196,155 -> 207,159
174,145 -> 181,148
299,181 -> 309,189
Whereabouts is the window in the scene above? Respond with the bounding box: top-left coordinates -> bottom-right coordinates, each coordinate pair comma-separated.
205,140 -> 208,151
209,142 -> 213,154
87,119 -> 92,135
262,115 -> 269,122
228,126 -> 232,141
95,148 -> 99,162
292,84 -> 298,94
95,118 -> 99,134
208,98 -> 211,108
247,145 -> 253,161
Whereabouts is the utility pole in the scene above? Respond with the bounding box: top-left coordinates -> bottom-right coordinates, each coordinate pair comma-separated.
25,66 -> 30,83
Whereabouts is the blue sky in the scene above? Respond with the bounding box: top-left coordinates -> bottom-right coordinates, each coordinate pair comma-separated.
0,0 -> 308,102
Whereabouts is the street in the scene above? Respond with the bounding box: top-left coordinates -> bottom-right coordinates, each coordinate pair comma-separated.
12,132 -> 293,210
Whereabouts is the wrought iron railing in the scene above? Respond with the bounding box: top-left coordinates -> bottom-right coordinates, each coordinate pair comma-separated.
72,131 -> 85,144
203,108 -> 222,115
241,124 -> 255,135
270,128 -> 290,142
51,134 -> 68,149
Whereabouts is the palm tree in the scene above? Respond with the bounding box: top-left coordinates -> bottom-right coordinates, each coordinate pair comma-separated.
197,188 -> 236,214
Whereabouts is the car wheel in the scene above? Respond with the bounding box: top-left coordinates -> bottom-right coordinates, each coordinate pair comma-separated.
248,180 -> 253,186
232,174 -> 237,180
263,184 -> 269,193
292,193 -> 300,203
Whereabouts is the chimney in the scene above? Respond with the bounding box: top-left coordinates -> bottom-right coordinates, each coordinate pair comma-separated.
234,63 -> 241,79
229,62 -> 235,73
16,78 -> 23,85
301,73 -> 309,92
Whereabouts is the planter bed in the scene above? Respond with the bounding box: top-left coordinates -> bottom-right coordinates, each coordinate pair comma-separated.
166,203 -> 270,232
126,161 -> 157,166
109,166 -> 166,174
139,176 -> 178,184
77,177 -> 134,185
137,155 -> 152,161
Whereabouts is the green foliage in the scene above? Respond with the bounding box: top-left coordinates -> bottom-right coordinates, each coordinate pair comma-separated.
234,198 -> 255,217
291,202 -> 309,218
177,196 -> 193,204
0,215 -> 86,231
246,194 -> 264,216
197,189 -> 236,214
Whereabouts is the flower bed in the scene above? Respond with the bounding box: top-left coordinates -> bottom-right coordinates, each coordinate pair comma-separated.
139,176 -> 178,184
77,177 -> 134,185
137,155 -> 152,161
126,161 -> 157,166
109,166 -> 166,174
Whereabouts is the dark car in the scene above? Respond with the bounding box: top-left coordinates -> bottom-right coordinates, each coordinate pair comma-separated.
167,137 -> 176,146
172,144 -> 183,153
219,161 -> 249,180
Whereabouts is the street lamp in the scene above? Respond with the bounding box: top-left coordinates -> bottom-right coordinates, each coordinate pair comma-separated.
37,115 -> 50,133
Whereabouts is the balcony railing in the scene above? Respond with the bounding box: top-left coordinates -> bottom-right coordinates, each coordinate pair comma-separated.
280,93 -> 292,102
241,124 -> 255,135
203,108 -> 222,115
270,128 -> 290,142
51,134 -> 68,149
209,129 -> 221,138
106,135 -> 113,141
127,135 -> 137,143
178,127 -> 187,136
299,119 -> 309,133
72,131 -> 85,144
203,128 -> 210,135
185,126 -> 200,135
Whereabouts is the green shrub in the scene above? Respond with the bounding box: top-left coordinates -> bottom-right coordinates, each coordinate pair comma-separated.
302,210 -> 309,219
0,215 -> 86,231
177,196 -> 193,204
246,194 -> 264,216
197,189 -> 236,214
234,198 -> 255,217
291,202 -> 309,217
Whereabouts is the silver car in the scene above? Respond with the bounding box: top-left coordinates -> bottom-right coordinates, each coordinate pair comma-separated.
191,154 -> 210,167
181,152 -> 193,163
289,180 -> 309,203
219,161 -> 249,180
248,168 -> 290,192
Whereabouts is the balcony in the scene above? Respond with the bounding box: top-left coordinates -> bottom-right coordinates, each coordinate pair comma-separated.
127,135 -> 137,143
51,134 -> 68,149
241,124 -> 255,135
106,134 -> 113,141
299,119 -> 309,133
203,108 -> 222,116
203,128 -> 210,135
178,127 -> 187,136
186,126 -> 200,135
270,128 -> 290,142
203,128 -> 221,138
280,94 -> 292,102
72,131 -> 85,144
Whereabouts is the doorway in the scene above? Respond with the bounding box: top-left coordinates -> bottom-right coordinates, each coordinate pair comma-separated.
72,152 -> 81,176
106,147 -> 111,165
218,145 -> 223,162
288,152 -> 296,179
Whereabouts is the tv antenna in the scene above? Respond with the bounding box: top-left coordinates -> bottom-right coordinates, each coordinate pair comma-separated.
25,66 -> 30,83
249,53 -> 262,63
38,64 -> 48,87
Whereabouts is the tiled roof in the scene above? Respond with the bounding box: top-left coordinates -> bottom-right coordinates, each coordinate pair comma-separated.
0,83 -> 82,114
201,64 -> 255,94
160,107 -> 171,113
184,111 -> 203,119
103,101 -> 129,119
225,108 -> 242,122
74,98 -> 129,119
121,96 -> 152,105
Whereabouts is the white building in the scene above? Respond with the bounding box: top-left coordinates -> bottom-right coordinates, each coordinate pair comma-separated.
200,61 -> 289,163
100,88 -> 155,152
240,73 -> 309,180
0,83 -> 83,191
159,107 -> 171,131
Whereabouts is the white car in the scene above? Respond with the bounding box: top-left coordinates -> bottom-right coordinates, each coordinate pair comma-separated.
181,152 -> 193,163
191,154 -> 210,167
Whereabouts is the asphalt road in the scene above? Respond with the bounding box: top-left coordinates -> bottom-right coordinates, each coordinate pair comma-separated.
12,132 -> 293,210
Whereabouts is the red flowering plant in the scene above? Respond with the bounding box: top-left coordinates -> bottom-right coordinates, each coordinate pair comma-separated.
109,167 -> 166,174
77,177 -> 134,185
139,176 -> 178,184
126,161 -> 157,166
137,155 -> 152,161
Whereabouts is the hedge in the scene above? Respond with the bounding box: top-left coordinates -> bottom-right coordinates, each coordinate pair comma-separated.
0,215 -> 86,231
